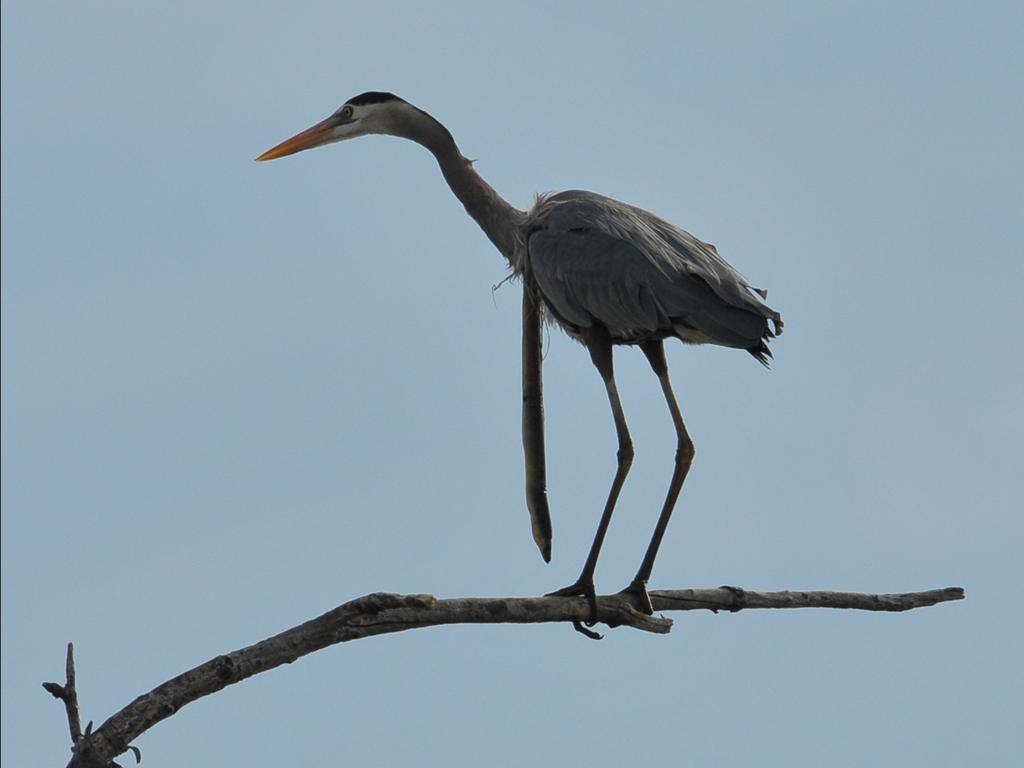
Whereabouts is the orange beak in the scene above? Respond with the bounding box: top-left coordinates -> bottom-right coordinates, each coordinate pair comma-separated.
255,116 -> 339,162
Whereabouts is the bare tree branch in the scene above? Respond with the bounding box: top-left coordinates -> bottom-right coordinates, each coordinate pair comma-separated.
42,643 -> 84,744
48,585 -> 964,767
649,586 -> 965,613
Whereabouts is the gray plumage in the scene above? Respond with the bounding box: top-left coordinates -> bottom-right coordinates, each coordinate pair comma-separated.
521,190 -> 782,363
257,92 -> 783,630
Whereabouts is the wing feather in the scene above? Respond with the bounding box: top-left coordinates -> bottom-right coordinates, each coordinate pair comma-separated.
523,191 -> 782,350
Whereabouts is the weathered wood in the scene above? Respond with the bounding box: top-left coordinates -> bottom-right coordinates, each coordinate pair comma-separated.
42,643 -> 83,745
48,585 -> 964,767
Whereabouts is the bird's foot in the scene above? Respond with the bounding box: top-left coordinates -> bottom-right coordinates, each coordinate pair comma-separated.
546,579 -> 603,639
618,578 -> 655,615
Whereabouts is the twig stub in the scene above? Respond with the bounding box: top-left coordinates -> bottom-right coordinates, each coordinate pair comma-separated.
42,642 -> 83,745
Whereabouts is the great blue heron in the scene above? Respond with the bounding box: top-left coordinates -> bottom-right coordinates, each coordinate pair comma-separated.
257,91 -> 782,635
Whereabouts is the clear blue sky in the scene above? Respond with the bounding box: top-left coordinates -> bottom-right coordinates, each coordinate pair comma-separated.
3,2 -> 1021,765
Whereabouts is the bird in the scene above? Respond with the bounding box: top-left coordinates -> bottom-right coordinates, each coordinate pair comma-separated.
257,91 -> 782,635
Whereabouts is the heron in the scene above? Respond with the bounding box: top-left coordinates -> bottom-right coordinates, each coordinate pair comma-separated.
257,91 -> 782,635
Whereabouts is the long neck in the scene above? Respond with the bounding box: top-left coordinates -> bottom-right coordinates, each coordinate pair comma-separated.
390,106 -> 525,263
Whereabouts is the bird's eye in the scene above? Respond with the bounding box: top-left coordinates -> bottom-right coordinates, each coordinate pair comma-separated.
339,105 -> 354,120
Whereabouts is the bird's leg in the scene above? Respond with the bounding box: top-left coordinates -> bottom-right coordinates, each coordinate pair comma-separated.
620,340 -> 695,615
547,327 -> 634,635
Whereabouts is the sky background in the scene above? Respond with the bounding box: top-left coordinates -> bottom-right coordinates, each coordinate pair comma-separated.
2,1 -> 1021,765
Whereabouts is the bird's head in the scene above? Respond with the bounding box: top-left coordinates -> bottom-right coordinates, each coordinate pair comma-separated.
256,91 -> 424,162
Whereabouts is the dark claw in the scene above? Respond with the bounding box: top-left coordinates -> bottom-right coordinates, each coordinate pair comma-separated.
572,621 -> 604,640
